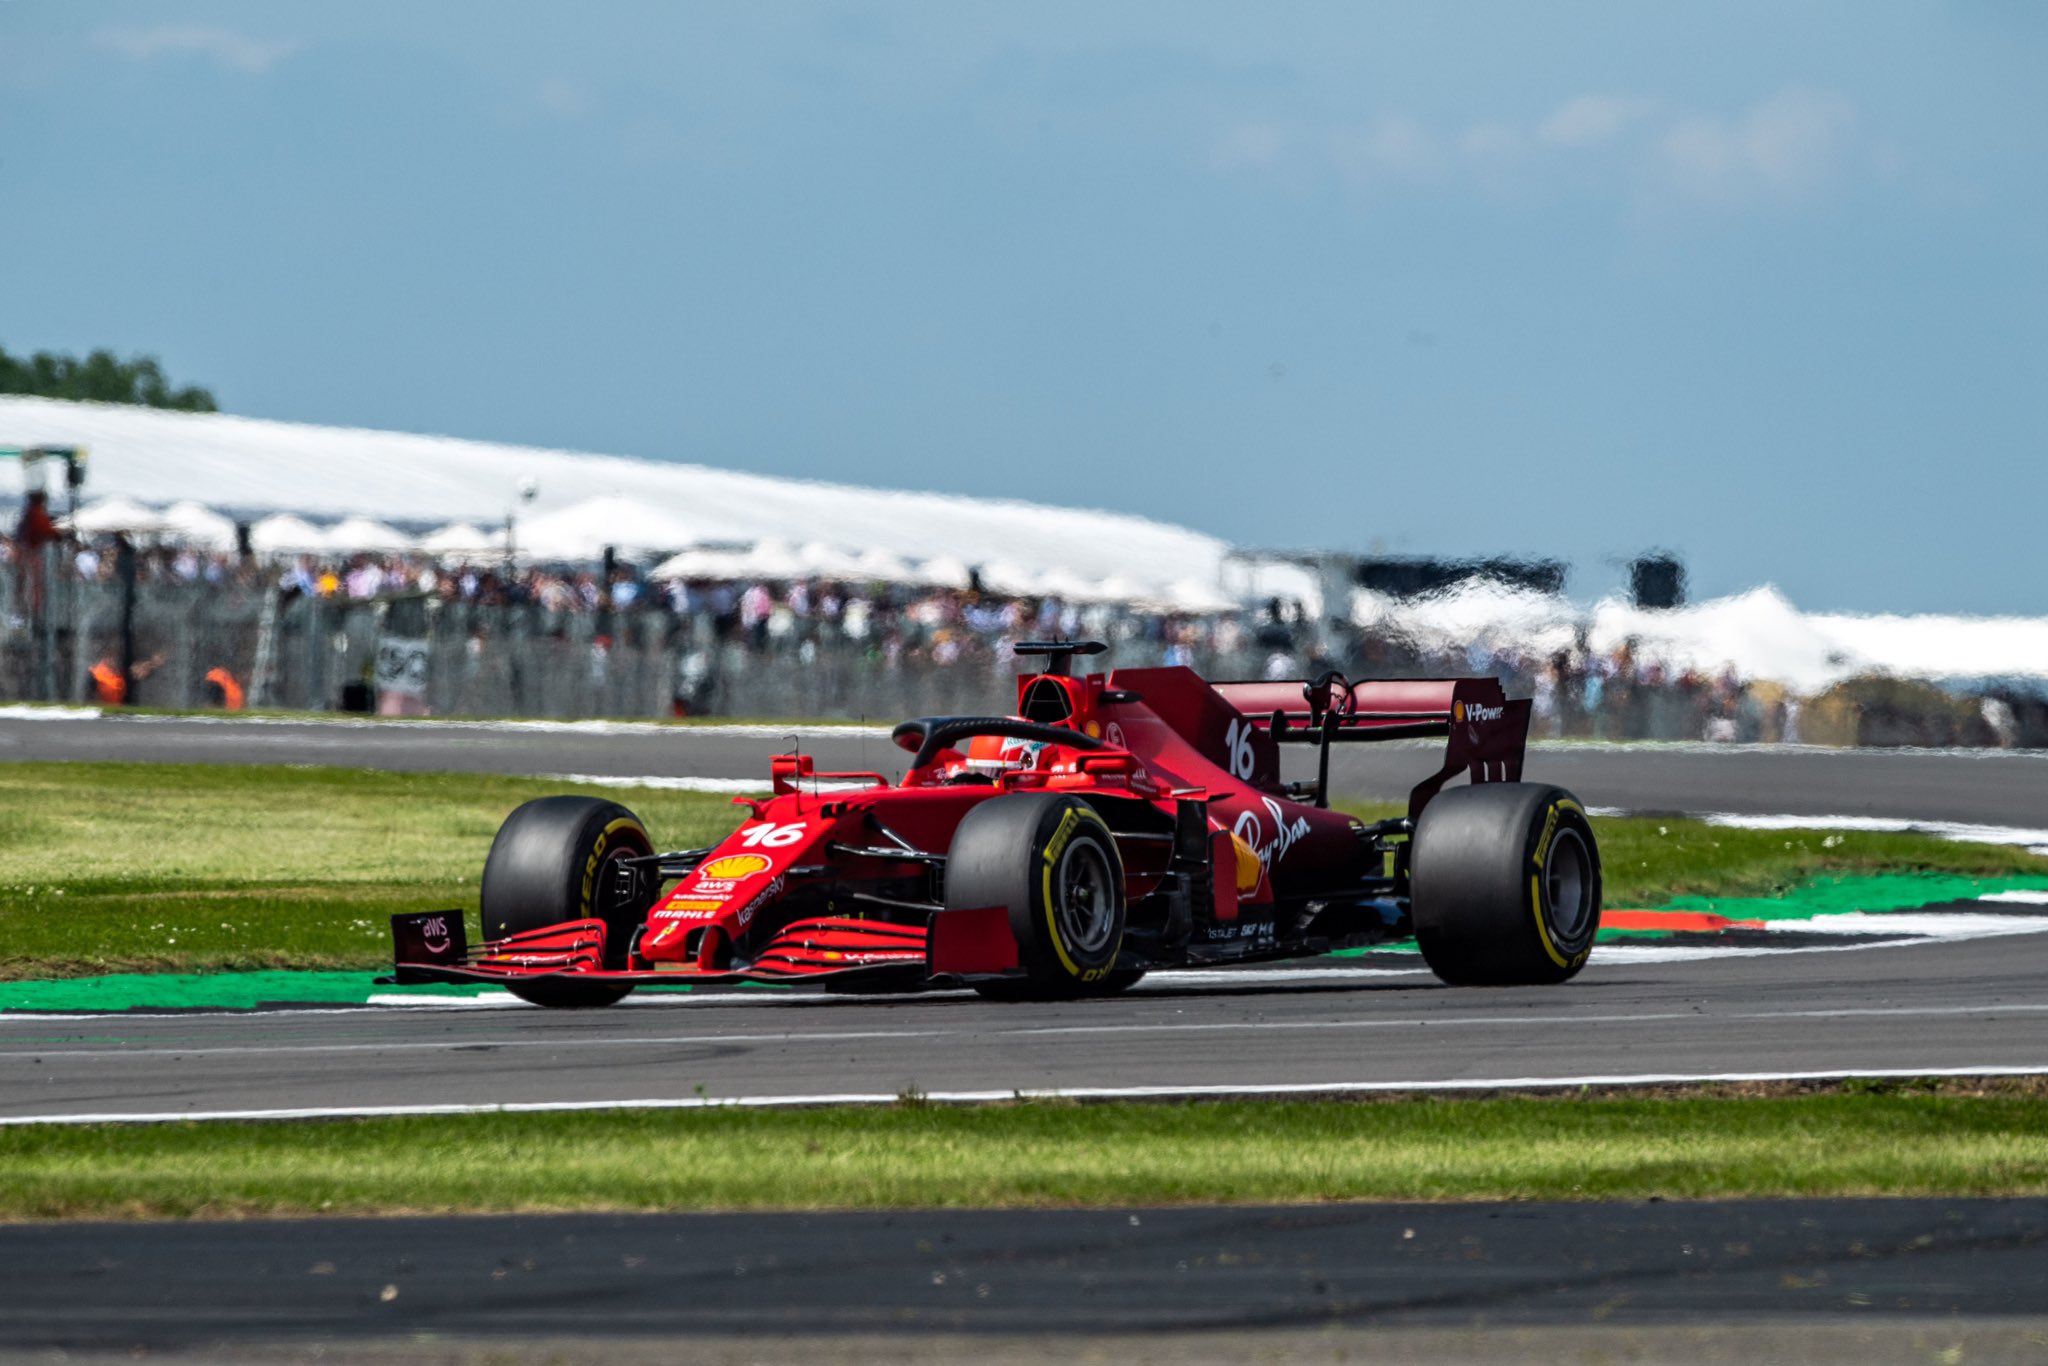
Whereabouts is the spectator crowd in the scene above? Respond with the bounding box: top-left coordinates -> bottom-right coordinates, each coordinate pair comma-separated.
4,502 -> 1794,741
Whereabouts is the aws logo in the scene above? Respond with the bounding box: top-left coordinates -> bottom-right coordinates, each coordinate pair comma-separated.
1455,701 -> 1505,724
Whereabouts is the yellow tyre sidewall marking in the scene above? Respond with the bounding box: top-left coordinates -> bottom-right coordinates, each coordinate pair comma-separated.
582,816 -> 648,919
1039,806 -> 1116,982
1529,799 -> 1590,970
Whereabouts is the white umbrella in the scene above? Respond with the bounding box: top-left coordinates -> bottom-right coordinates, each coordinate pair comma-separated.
912,556 -> 973,590
71,497 -> 168,536
1032,567 -> 1104,604
649,544 -> 767,581
158,501 -> 239,551
323,515 -> 415,553
796,541 -> 865,578
516,496 -> 699,561
249,513 -> 329,555
738,538 -> 807,581
853,547 -> 919,583
418,521 -> 503,557
976,561 -> 1045,596
1160,576 -> 1241,614
1091,574 -> 1154,606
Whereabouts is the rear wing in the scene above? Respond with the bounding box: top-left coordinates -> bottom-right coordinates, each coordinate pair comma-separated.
1211,677 -> 1530,820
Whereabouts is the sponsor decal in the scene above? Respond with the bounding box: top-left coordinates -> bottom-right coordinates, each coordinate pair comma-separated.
736,876 -> 785,929
648,923 -> 679,946
699,854 -> 772,880
1232,796 -> 1311,872
1104,721 -> 1126,749
1198,919 -> 1274,943
660,898 -> 726,915
735,822 -> 808,849
1459,700 -> 1504,724
1222,717 -> 1256,780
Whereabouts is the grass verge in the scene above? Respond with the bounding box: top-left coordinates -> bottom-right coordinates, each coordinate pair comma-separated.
0,764 -> 744,979
0,764 -> 2041,978
4,1084 -> 2046,1220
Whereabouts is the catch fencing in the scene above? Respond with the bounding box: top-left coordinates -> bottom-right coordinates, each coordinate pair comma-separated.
5,566 -> 2029,746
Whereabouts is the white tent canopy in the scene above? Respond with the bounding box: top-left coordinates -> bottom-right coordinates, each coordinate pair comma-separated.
71,496 -> 168,536
648,546 -> 759,582
915,556 -> 973,591
418,521 -> 502,556
322,515 -> 414,553
514,496 -> 700,561
248,513 -> 328,555
853,547 -> 919,583
795,541 -> 865,578
158,500 -> 238,551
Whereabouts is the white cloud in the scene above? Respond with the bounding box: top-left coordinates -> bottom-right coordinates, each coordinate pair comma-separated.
1537,94 -> 1659,148
1208,86 -> 1867,212
1329,115 -> 1442,179
1657,88 -> 1858,204
94,26 -> 299,75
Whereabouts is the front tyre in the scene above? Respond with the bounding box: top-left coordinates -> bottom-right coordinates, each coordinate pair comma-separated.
480,795 -> 655,1008
1410,783 -> 1601,987
944,793 -> 1127,1000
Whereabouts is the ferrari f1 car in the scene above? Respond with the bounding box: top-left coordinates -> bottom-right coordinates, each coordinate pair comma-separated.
389,642 -> 1602,1005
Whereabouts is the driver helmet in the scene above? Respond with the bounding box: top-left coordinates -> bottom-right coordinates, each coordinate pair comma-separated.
960,733 -> 1048,777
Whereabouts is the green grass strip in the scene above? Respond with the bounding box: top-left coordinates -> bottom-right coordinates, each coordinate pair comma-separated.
0,763 -> 745,980
5,1091 -> 2047,1220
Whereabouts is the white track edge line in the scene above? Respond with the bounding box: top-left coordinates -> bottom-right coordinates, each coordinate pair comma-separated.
5,1064 -> 2047,1126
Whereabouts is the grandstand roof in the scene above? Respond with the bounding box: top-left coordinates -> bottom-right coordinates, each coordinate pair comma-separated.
0,396 -> 1252,605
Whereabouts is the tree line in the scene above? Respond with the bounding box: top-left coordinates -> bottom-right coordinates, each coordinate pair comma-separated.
0,345 -> 217,411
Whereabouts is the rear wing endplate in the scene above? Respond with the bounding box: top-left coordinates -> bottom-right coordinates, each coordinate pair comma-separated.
1211,677 -> 1530,820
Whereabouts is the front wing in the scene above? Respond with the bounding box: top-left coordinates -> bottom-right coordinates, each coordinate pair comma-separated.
384,907 -> 1020,994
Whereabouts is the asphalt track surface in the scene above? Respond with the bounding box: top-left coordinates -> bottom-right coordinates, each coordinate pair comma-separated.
4,1200 -> 2046,1359
6,710 -> 2048,824
5,929 -> 2047,1120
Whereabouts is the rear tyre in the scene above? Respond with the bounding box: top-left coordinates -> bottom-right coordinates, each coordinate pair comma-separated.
480,795 -> 655,1008
944,793 -> 1127,1001
1410,783 -> 1601,987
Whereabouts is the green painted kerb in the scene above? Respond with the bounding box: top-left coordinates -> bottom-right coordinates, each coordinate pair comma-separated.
1330,870 -> 2048,958
1656,871 -> 2048,922
0,970 -> 708,1014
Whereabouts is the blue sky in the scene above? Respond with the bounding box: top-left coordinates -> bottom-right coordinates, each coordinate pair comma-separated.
4,2 -> 2044,612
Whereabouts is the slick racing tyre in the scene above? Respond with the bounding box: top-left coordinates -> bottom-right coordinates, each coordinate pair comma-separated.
480,796 -> 656,1008
1410,783 -> 1601,987
945,793 -> 1127,1000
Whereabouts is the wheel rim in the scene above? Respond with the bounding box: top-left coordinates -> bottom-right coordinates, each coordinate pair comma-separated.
594,845 -> 644,922
1054,838 -> 1118,958
1544,825 -> 1593,943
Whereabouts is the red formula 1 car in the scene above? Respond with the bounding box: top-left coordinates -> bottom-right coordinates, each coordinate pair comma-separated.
389,642 -> 1602,1006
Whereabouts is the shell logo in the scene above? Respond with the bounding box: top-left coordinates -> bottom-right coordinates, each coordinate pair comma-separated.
1454,701 -> 1466,722
700,854 -> 772,880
